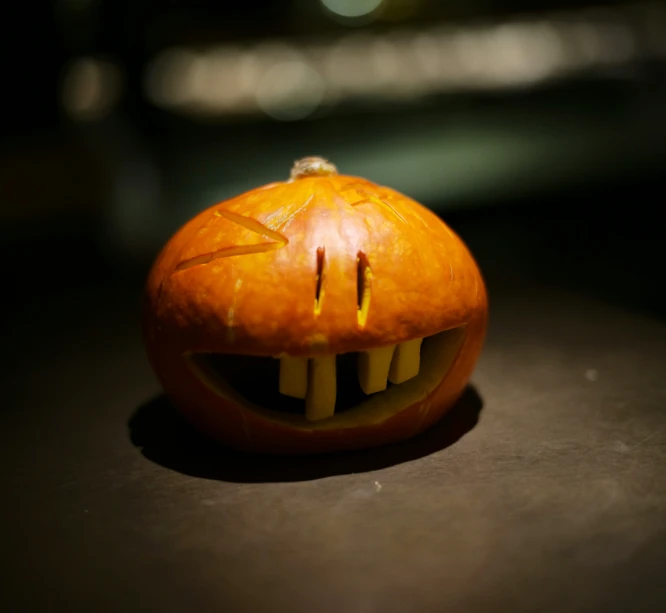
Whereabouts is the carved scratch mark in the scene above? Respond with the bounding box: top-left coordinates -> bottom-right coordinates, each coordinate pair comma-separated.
338,181 -> 371,194
226,271 -> 240,343
217,210 -> 288,244
173,211 -> 288,273
351,196 -> 407,224
174,243 -> 284,272
338,182 -> 407,224
264,194 -> 314,230
443,224 -> 456,240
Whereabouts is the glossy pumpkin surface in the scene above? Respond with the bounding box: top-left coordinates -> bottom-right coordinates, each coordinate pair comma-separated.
143,157 -> 488,454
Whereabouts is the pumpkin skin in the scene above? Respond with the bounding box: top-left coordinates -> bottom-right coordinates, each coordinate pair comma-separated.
143,157 -> 488,454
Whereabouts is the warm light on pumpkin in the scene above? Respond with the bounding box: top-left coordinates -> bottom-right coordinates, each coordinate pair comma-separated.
143,157 -> 488,454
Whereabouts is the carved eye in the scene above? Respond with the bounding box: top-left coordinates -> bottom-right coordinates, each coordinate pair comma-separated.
314,246 -> 325,315
356,250 -> 372,328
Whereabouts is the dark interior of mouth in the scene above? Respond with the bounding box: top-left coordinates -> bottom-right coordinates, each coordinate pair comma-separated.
201,352 -> 374,414
194,334 -> 441,415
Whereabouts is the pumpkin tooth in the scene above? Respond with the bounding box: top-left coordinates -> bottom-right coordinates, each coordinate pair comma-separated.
279,356 -> 308,399
358,345 -> 396,395
305,355 -> 337,421
389,338 -> 424,384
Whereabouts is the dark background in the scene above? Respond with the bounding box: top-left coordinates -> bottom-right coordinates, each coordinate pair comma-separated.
2,1 -> 666,612
3,0 -> 666,305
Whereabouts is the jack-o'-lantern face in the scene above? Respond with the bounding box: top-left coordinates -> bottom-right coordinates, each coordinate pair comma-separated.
143,157 -> 488,454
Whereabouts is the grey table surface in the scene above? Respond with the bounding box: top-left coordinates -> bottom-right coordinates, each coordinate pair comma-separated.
2,207 -> 666,613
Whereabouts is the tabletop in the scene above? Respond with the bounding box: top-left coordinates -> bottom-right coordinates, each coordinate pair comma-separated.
2,197 -> 665,613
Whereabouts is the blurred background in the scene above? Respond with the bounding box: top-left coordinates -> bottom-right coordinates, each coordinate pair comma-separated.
2,6 -> 666,610
2,0 -> 666,333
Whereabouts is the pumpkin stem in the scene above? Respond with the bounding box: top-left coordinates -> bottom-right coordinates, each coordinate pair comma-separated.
290,157 -> 338,180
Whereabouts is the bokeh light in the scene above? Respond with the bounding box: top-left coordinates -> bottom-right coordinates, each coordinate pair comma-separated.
61,58 -> 123,121
256,61 -> 325,121
320,0 -> 383,19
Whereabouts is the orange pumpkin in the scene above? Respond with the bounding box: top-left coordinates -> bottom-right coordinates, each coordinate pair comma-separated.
142,157 -> 488,454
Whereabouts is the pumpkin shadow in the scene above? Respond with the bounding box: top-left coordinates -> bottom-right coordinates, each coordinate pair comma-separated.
128,386 -> 484,483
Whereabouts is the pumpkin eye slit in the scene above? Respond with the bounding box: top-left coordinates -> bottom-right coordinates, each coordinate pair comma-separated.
314,247 -> 325,316
356,251 -> 372,328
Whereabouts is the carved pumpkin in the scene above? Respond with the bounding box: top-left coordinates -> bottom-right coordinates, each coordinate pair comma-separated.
143,157 -> 488,454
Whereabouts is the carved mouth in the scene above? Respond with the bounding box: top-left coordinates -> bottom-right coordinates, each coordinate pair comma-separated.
185,325 -> 466,427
